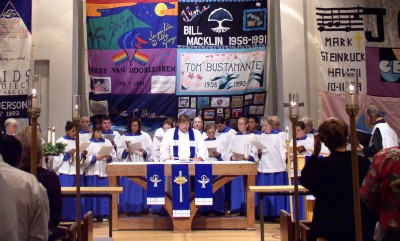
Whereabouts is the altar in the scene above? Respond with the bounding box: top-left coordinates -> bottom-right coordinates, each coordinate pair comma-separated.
106,161 -> 258,232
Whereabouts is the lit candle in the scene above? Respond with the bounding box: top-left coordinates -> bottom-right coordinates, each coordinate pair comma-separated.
349,83 -> 355,105
47,127 -> 51,143
285,126 -> 290,142
32,89 -> 37,107
290,101 -> 297,116
74,104 -> 79,118
52,127 -> 55,145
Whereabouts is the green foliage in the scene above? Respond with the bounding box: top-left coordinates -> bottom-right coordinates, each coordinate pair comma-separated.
43,142 -> 67,156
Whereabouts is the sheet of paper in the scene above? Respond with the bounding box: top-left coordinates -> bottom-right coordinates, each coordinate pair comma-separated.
79,142 -> 91,151
232,152 -> 245,161
129,142 -> 142,152
103,134 -> 115,142
155,135 -> 163,142
207,147 -> 217,157
250,140 -> 266,150
97,145 -> 114,156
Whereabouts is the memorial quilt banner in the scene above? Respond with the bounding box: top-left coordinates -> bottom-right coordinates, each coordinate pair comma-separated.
86,1 -> 178,131
178,0 -> 267,49
0,0 -> 32,119
147,164 -> 165,205
315,0 -> 366,94
172,164 -> 190,217
177,48 -> 266,95
195,163 -> 213,206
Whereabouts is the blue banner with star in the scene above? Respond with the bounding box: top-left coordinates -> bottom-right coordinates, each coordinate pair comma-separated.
172,164 -> 190,217
195,163 -> 213,205
146,163 -> 165,205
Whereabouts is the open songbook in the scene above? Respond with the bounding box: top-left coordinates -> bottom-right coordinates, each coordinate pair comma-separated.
356,129 -> 372,147
97,145 -> 114,156
128,142 -> 142,152
250,140 -> 266,150
207,147 -> 217,157
79,142 -> 91,151
103,134 -> 115,142
232,152 -> 245,161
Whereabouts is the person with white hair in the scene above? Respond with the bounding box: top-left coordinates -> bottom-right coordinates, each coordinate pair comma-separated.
300,116 -> 317,135
4,118 -> 18,136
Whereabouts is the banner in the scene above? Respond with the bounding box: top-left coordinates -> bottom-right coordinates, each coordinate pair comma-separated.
0,0 -> 32,119
172,164 -> 190,217
195,163 -> 213,206
178,0 -> 267,49
86,1 -> 178,131
147,164 -> 165,205
315,0 -> 366,94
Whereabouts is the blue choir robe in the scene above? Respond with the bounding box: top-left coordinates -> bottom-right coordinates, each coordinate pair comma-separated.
117,132 -> 152,214
83,138 -> 116,217
226,132 -> 258,213
53,135 -> 85,220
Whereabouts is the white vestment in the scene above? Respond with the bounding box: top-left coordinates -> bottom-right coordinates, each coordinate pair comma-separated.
53,137 -> 84,175
83,139 -> 116,177
117,132 -> 152,162
226,133 -> 258,161
257,133 -> 287,173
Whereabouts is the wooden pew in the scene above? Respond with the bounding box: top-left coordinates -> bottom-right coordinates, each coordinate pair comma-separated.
57,211 -> 93,241
280,210 -> 312,241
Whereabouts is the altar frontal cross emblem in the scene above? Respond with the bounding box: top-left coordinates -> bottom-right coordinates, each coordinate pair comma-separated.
174,171 -> 188,203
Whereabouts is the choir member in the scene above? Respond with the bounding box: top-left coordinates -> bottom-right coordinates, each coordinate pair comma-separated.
248,115 -> 262,135
215,116 -> 236,159
101,115 -> 122,149
192,116 -> 207,139
79,116 -> 92,143
151,117 -> 174,162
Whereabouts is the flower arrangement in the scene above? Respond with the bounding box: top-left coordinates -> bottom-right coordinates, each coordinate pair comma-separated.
43,142 -> 67,156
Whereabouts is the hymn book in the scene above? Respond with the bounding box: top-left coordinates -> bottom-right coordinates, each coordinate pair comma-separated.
79,142 -> 91,151
250,140 -> 266,150
97,145 -> 114,156
103,134 -> 115,142
207,147 -> 217,157
232,152 -> 245,161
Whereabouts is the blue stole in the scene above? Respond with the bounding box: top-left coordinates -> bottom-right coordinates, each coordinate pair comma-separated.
173,127 -> 195,159
172,164 -> 190,217
195,164 -> 213,206
146,164 -> 165,205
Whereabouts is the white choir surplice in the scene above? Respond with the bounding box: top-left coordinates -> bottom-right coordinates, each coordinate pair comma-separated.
83,138 -> 116,177
53,136 -> 85,175
226,133 -> 258,161
160,128 -> 207,161
257,133 -> 287,173
79,130 -> 92,144
215,126 -> 237,159
117,132 -> 152,162
151,127 -> 165,162
203,138 -> 225,162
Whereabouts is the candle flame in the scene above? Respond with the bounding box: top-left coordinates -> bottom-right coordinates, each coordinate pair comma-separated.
32,88 -> 37,96
349,84 -> 355,93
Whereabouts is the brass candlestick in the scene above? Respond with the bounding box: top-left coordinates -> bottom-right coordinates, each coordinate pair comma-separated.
72,117 -> 82,241
28,107 -> 41,177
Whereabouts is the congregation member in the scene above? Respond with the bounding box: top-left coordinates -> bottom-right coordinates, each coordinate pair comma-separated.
192,116 -> 207,139
16,127 -> 63,241
359,104 -> 398,158
0,134 -> 50,241
83,124 -> 117,221
256,117 -> 288,218
52,121 -> 85,221
248,115 -> 262,135
300,116 -> 317,135
0,173 -> 19,241
151,117 -> 174,162
160,114 -> 207,161
79,115 -> 92,143
300,118 -> 377,241
3,118 -> 18,136
271,115 -> 282,133
117,117 -> 152,215
226,117 -> 258,214
101,115 -> 122,149
360,146 -> 400,241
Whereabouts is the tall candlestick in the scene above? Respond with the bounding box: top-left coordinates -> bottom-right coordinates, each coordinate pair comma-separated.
47,127 -> 51,143
286,126 -> 290,142
52,127 -> 56,145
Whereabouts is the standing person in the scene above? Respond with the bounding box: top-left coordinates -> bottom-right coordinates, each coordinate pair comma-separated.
16,128 -> 63,241
292,121 -> 314,156
226,117 -> 258,214
151,117 -> 174,162
359,104 -> 398,158
215,116 -> 236,158
0,173 -> 19,241
300,118 -> 377,241
271,115 -> 282,133
0,134 -> 50,241
3,118 -> 18,136
300,116 -> 317,135
360,146 -> 400,241
52,121 -> 85,221
256,117 -> 288,218
83,124 -> 116,221
80,116 -> 92,143
193,116 -> 207,139
160,114 -> 207,162
117,117 -> 152,215
101,115 -> 122,149
248,115 -> 262,135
